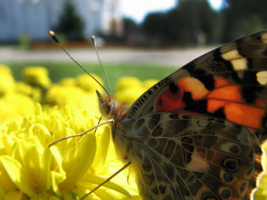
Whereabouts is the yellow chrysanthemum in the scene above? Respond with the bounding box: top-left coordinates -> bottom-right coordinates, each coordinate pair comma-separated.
143,79 -> 158,90
115,77 -> 144,104
23,66 -> 51,89
76,74 -> 104,94
115,77 -> 159,104
59,78 -> 76,87
0,93 -> 35,124
254,142 -> 267,199
0,103 -> 140,200
0,64 -> 16,96
16,82 -> 41,101
43,84 -> 99,113
116,77 -> 143,92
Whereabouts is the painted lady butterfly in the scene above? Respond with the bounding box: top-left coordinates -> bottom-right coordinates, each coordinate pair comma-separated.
96,30 -> 267,200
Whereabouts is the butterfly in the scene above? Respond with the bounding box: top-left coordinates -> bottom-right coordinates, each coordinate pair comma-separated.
96,30 -> 267,200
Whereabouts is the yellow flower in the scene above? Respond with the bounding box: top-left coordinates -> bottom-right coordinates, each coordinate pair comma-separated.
116,77 -> 143,92
143,79 -> 158,90
115,77 -> 159,104
0,93 -> 35,124
254,142 -> 267,199
0,64 -> 16,96
0,104 -> 140,200
76,74 -> 104,94
16,82 -> 41,101
59,78 -> 76,87
43,84 -> 99,113
23,67 -> 51,89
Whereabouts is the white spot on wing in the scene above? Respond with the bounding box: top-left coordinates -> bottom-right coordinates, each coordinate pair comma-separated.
221,49 -> 243,61
256,71 -> 267,85
230,58 -> 248,71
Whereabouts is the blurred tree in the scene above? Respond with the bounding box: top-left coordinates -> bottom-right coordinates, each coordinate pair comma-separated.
142,12 -> 166,36
221,0 -> 267,42
142,12 -> 167,45
54,0 -> 85,41
123,17 -> 140,35
142,0 -> 221,46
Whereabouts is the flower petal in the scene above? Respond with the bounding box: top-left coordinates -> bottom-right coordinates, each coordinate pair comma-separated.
0,155 -> 35,196
39,147 -> 53,191
3,190 -> 23,200
80,173 -> 131,198
28,124 -> 53,147
0,157 -> 17,191
49,146 -> 66,195
0,186 -> 7,199
92,126 -> 111,173
59,133 -> 96,189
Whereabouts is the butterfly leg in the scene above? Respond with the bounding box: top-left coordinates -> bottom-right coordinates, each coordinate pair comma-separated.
48,119 -> 114,147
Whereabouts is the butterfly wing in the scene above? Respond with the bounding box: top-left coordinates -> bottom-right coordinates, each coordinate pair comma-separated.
112,30 -> 267,200
129,113 -> 262,200
126,30 -> 267,142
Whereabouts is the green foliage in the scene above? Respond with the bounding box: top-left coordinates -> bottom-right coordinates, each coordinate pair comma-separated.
140,0 -> 267,45
142,0 -> 221,46
123,17 -> 140,35
143,12 -> 166,36
53,0 -> 85,41
221,0 -> 267,42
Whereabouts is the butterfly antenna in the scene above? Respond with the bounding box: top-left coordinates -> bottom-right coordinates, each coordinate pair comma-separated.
48,31 -> 110,96
91,36 -> 112,95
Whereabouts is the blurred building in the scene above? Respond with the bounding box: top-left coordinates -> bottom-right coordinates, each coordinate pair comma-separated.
0,0 -> 123,43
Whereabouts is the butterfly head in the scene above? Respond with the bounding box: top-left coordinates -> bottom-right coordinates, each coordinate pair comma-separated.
96,90 -> 130,121
96,90 -> 116,119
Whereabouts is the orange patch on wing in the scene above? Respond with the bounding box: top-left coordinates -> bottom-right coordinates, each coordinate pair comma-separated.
207,85 -> 243,111
224,103 -> 265,130
214,76 -> 232,87
207,83 -> 266,131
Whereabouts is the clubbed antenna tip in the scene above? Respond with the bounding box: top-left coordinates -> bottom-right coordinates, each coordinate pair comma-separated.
48,31 -> 59,43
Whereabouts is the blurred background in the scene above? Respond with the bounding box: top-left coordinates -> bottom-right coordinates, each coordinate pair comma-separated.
1,0 -> 267,46
0,0 -> 267,85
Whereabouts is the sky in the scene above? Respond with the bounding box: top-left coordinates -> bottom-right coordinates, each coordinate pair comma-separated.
121,0 -> 223,23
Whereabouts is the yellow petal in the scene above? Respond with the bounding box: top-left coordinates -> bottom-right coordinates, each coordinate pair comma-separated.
0,186 -> 7,199
80,173 -> 131,199
0,155 -> 35,196
47,146 -> 66,195
92,126 -> 111,173
39,147 -> 53,191
59,133 -> 97,189
11,140 -> 51,192
28,123 -> 53,146
0,157 -> 17,191
3,190 -> 23,200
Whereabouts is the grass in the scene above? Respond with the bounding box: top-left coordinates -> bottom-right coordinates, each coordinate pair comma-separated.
3,61 -> 178,90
